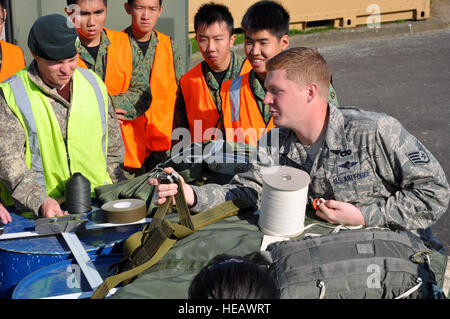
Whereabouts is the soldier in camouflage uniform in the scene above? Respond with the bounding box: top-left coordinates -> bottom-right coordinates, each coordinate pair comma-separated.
173,52 -> 248,134
172,3 -> 251,144
0,15 -> 125,219
124,1 -> 184,83
151,47 -> 449,251
124,0 -> 184,172
66,0 -> 151,122
220,1 -> 338,140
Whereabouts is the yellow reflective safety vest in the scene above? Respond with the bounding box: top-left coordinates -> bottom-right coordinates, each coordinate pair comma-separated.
0,67 -> 112,205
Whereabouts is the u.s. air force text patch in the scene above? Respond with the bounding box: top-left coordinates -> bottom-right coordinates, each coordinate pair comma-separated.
406,150 -> 430,165
333,171 -> 371,185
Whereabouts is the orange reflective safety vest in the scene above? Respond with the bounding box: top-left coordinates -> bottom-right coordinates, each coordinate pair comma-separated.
180,59 -> 252,142
144,30 -> 178,153
0,40 -> 26,83
221,72 -> 275,146
77,29 -> 147,169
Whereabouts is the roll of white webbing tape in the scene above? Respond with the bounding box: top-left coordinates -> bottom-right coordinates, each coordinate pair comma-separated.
258,166 -> 311,238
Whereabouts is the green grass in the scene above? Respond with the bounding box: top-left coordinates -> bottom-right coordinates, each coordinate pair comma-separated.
189,26 -> 336,54
289,25 -> 336,36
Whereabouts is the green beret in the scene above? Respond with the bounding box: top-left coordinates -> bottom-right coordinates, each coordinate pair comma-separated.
28,14 -> 80,61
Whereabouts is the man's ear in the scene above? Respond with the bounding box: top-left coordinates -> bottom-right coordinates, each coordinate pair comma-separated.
306,83 -> 319,103
280,34 -> 290,51
229,33 -> 237,47
124,3 -> 131,15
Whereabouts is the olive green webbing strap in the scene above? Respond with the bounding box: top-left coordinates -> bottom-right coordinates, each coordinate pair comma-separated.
91,183 -> 251,299
173,177 -> 195,231
112,177 -> 193,269
91,193 -> 186,299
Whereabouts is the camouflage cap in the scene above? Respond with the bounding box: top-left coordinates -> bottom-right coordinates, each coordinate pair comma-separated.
28,14 -> 80,61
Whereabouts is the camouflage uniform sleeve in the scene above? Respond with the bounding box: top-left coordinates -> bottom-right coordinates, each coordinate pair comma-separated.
109,51 -> 152,121
0,93 -> 47,215
359,116 -> 449,230
106,96 -> 126,183
188,138 -> 279,213
171,86 -> 189,146
190,162 -> 263,213
171,39 -> 184,83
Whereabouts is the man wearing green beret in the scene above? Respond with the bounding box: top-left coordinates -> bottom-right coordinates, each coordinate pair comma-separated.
0,14 -> 125,219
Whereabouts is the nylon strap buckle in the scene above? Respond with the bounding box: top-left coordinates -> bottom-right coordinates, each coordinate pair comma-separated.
412,250 -> 433,264
34,213 -> 88,235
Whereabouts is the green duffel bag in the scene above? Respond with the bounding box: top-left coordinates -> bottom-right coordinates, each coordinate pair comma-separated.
110,214 -> 263,299
257,228 -> 449,299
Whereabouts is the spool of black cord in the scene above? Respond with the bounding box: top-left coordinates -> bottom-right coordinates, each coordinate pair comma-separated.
65,173 -> 92,214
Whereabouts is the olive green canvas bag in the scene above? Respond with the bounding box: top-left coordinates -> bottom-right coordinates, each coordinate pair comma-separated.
258,228 -> 448,299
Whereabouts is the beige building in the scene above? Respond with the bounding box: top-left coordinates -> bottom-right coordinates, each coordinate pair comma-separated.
188,0 -> 430,35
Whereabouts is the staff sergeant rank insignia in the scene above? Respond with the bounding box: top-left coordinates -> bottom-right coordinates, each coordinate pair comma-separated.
407,150 -> 430,165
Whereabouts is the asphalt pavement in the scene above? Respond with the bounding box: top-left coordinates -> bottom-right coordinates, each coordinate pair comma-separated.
319,29 -> 450,253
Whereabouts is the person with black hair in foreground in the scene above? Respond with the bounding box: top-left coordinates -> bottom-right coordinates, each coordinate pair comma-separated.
189,254 -> 279,299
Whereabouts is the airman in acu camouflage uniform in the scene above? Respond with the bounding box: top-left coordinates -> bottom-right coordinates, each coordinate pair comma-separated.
152,47 -> 449,251
238,70 -> 339,126
190,104 -> 449,249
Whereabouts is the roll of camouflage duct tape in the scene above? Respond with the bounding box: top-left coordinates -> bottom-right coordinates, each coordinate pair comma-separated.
259,166 -> 310,238
101,199 -> 147,224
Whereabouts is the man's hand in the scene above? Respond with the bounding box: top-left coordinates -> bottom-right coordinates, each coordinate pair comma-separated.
315,200 -> 366,227
115,108 -> 128,124
0,203 -> 12,225
39,198 -> 68,218
148,167 -> 196,207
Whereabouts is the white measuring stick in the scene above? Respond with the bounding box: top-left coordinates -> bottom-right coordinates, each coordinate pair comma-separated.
0,231 -> 44,240
84,218 -> 152,230
41,288 -> 120,300
61,232 -> 104,291
0,218 -> 152,241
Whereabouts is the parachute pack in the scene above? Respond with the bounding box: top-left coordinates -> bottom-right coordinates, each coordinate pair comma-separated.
254,228 -> 449,299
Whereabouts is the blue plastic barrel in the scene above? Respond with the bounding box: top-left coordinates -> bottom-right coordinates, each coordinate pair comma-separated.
12,254 -> 123,299
0,212 -> 138,299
